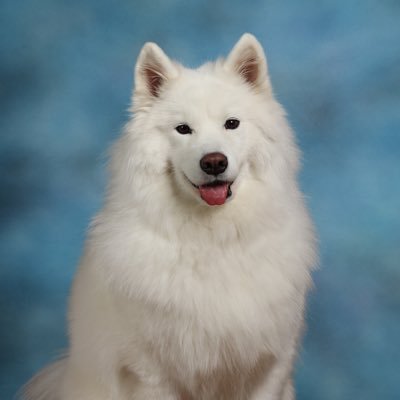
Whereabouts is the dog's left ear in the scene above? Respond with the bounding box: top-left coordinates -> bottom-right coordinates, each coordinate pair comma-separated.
224,33 -> 270,91
134,42 -> 178,102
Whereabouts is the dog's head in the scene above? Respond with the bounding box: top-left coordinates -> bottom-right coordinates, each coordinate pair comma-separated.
114,34 -> 299,209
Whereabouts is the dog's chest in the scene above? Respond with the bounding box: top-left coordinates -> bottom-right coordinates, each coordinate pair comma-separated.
118,235 -> 301,377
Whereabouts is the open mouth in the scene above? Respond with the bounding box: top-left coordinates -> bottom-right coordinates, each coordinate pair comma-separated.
189,179 -> 233,206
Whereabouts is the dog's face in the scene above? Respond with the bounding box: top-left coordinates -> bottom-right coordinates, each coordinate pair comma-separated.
151,72 -> 255,206
128,34 -> 294,208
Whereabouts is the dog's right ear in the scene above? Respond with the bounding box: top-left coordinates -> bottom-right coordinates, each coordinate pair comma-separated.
224,33 -> 270,92
134,42 -> 178,102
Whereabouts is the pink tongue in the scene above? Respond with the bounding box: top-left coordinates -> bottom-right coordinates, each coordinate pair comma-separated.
199,183 -> 229,206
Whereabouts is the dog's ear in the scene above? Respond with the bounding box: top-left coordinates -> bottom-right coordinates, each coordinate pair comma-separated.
134,42 -> 177,100
225,33 -> 270,91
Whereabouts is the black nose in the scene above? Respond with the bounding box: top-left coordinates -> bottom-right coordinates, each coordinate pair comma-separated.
200,152 -> 228,175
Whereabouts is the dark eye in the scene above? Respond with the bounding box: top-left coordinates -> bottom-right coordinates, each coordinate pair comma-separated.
224,118 -> 240,130
175,124 -> 192,135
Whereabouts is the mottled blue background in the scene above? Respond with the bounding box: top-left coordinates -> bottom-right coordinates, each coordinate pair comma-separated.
1,0 -> 399,399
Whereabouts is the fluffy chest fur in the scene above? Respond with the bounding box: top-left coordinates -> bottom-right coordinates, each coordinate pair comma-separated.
87,196 -> 311,383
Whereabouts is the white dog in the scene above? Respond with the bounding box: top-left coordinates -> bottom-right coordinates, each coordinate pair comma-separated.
23,33 -> 317,400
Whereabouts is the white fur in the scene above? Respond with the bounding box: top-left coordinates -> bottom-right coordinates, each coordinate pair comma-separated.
22,33 -> 317,400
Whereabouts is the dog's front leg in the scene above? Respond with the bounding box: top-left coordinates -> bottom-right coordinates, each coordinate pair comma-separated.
125,377 -> 180,400
128,385 -> 180,400
59,367 -> 115,400
249,363 -> 295,400
60,364 -> 179,400
281,379 -> 295,400
249,339 -> 299,400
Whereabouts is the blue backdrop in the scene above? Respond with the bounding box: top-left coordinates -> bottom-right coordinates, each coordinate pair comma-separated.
1,1 -> 399,399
